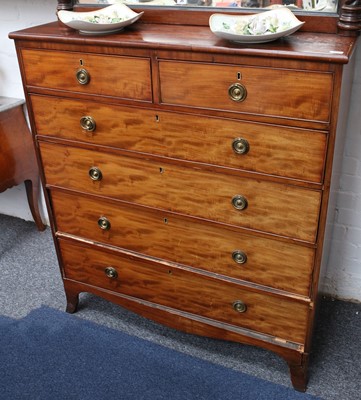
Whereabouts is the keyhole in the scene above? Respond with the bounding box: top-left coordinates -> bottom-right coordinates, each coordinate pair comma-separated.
80,59 -> 84,66
237,72 -> 241,80
155,115 -> 160,122
164,218 -> 168,224
159,167 -> 165,174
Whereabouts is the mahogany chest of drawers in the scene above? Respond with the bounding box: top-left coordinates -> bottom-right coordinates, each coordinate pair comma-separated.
10,17 -> 357,391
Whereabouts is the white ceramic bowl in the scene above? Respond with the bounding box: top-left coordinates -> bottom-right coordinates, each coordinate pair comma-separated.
57,4 -> 144,35
209,7 -> 304,44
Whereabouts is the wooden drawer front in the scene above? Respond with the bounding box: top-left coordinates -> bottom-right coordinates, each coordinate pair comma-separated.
41,142 -> 321,242
32,95 -> 327,183
59,239 -> 309,343
52,190 -> 315,296
22,49 -> 152,101
159,61 -> 332,122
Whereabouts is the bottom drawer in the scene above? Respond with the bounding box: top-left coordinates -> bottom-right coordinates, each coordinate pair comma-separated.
59,239 -> 309,344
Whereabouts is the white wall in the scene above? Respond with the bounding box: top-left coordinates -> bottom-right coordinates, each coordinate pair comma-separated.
1,0 -> 361,302
321,43 -> 361,302
0,0 -> 56,223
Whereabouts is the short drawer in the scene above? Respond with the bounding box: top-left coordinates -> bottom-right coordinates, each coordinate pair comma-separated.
22,49 -> 152,101
40,142 -> 321,242
59,239 -> 309,344
31,95 -> 327,183
159,60 -> 333,123
52,190 -> 314,296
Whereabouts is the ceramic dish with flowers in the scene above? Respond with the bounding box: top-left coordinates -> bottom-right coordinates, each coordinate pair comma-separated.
57,4 -> 144,35
209,7 -> 304,44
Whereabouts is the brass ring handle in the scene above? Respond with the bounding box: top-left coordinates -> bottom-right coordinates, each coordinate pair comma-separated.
232,138 -> 249,155
104,266 -> 118,279
232,300 -> 247,313
80,116 -> 96,132
98,216 -> 111,231
76,68 -> 90,85
89,167 -> 102,181
232,250 -> 247,264
228,83 -> 247,102
231,195 -> 248,211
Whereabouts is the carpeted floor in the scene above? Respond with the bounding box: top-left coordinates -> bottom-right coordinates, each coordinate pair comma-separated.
0,306 -> 321,400
0,213 -> 360,400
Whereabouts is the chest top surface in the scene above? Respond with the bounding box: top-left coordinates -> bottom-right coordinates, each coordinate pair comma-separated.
10,21 -> 357,64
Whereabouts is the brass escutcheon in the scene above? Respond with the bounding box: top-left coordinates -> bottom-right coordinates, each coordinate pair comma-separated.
228,83 -> 247,102
98,216 -> 111,231
231,195 -> 248,211
104,266 -> 118,279
232,138 -> 249,155
232,300 -> 247,313
76,68 -> 90,85
232,250 -> 247,264
89,167 -> 102,181
80,116 -> 96,132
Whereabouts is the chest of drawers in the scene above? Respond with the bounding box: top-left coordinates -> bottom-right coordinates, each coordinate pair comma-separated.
10,17 -> 358,392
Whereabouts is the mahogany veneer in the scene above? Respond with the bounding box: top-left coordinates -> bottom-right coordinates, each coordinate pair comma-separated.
10,8 -> 359,391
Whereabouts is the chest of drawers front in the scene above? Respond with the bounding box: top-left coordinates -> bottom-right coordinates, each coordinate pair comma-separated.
14,31 -> 348,392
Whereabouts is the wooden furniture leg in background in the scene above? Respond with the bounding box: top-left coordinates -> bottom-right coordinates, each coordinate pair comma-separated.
0,97 -> 46,231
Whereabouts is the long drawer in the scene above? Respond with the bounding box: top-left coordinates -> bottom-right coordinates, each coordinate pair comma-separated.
40,142 -> 321,242
59,239 -> 309,344
31,95 -> 327,183
158,60 -> 333,122
51,189 -> 315,296
22,49 -> 152,101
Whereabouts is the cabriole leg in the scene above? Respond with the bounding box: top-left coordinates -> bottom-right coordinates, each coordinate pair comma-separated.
24,179 -> 46,232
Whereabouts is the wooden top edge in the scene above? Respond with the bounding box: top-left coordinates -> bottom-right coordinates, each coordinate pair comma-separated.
9,20 -> 357,64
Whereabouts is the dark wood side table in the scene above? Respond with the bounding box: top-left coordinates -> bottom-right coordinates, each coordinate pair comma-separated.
0,97 -> 45,231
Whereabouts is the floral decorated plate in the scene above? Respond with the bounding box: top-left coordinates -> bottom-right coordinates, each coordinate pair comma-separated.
57,4 -> 144,35
209,7 -> 304,44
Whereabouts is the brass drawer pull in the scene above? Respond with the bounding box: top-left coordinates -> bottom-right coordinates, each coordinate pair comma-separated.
80,116 -> 96,132
232,250 -> 247,264
232,300 -> 247,313
89,167 -> 102,181
228,83 -> 247,102
232,138 -> 249,155
104,266 -> 118,279
76,68 -> 90,85
231,195 -> 248,211
98,216 -> 111,231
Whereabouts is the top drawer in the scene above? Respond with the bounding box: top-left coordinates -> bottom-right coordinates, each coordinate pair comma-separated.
158,60 -> 333,123
21,49 -> 152,102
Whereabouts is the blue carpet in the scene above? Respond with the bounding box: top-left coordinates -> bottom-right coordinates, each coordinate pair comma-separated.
0,306 -> 321,400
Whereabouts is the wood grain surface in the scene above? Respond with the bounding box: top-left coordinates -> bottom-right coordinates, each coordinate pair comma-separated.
60,239 -> 309,344
40,142 -> 322,242
51,189 -> 315,296
22,49 -> 152,101
158,60 -> 333,122
32,95 -> 327,183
